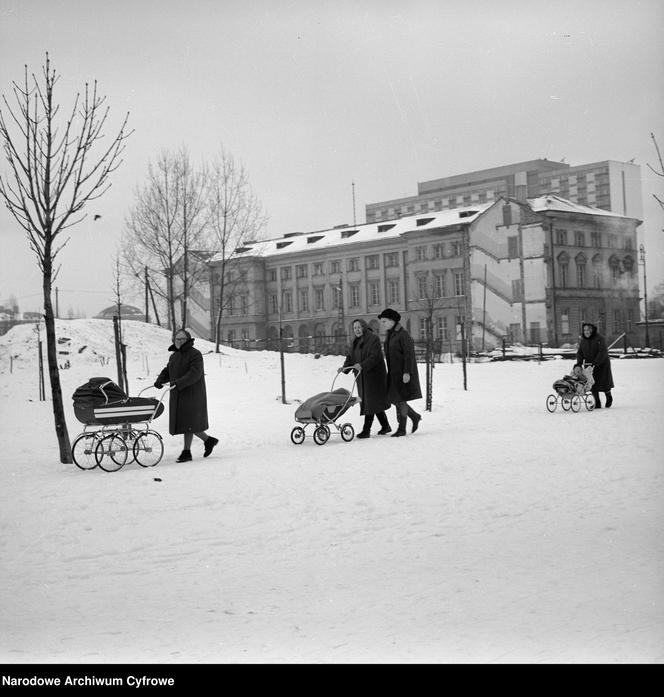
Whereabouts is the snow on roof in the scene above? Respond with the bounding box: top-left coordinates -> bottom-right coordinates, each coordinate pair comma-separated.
209,203 -> 494,263
527,194 -> 639,221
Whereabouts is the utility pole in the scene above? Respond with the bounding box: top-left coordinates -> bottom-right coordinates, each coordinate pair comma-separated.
639,244 -> 650,346
144,265 -> 150,323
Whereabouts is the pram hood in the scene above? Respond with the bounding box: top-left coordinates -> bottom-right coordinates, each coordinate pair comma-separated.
295,388 -> 357,423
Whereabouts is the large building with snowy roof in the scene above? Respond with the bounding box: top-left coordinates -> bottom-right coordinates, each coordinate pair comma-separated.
193,194 -> 641,354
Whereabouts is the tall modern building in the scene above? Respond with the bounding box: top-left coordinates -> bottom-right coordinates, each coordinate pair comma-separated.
365,159 -> 643,224
186,194 -> 641,353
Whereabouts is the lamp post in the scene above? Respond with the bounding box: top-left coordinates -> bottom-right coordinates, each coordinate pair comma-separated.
639,244 -> 650,347
278,288 -> 287,404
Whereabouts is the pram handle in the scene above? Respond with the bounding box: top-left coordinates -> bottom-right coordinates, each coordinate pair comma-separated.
137,384 -> 175,398
331,366 -> 361,395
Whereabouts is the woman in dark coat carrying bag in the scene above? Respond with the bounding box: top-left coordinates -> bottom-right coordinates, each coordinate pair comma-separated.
154,329 -> 219,461
339,318 -> 392,438
378,308 -> 422,437
574,322 -> 614,408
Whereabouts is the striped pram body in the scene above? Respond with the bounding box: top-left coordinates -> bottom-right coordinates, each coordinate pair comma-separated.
73,377 -> 164,425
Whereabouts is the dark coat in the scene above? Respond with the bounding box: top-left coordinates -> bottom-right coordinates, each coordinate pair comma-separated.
575,323 -> 614,392
343,328 -> 390,415
156,338 -> 209,435
383,323 -> 422,403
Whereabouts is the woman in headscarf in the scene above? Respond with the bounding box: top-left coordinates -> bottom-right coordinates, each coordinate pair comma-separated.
574,322 -> 614,408
339,318 -> 392,438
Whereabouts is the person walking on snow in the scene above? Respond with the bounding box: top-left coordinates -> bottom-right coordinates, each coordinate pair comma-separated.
339,318 -> 392,438
378,308 -> 422,437
574,322 -> 614,408
154,328 -> 219,461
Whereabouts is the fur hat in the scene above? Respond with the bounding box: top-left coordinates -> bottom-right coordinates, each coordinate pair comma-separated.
378,308 -> 401,323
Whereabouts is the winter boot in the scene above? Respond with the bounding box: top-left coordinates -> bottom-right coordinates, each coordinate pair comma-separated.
591,388 -> 601,409
376,411 -> 392,435
204,436 -> 219,457
604,392 -> 613,408
357,415 -> 374,439
407,406 -> 422,433
391,416 -> 407,437
176,449 -> 192,462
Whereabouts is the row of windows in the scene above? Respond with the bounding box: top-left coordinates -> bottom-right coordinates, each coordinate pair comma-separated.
554,229 -> 633,250
271,271 -> 468,315
556,259 -> 636,289
271,243 -> 466,282
560,307 -> 635,335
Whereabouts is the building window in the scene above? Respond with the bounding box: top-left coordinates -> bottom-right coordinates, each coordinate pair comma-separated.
347,257 -> 360,272
240,328 -> 249,342
240,270 -> 248,283
330,260 -> 341,274
296,264 -> 308,279
512,279 -> 522,300
451,241 -> 462,257
561,310 -> 570,335
281,266 -> 292,281
502,205 -> 512,227
368,281 -> 380,306
366,254 -> 380,270
624,237 -> 633,250
591,231 -> 601,247
240,294 -> 248,315
314,287 -> 325,311
283,291 -> 293,313
298,289 -> 309,312
576,260 -> 586,287
453,271 -> 464,296
434,273 -> 444,298
417,275 -> 428,299
437,316 -> 449,341
388,279 -> 400,304
271,294 -> 278,314
559,261 -> 569,288
332,286 -> 340,310
268,269 -> 277,282
419,317 -> 428,340
613,309 -> 621,334
627,308 -> 633,332
228,329 -> 235,344
384,252 -> 399,268
592,263 -> 602,289
608,235 -> 616,249
555,229 -> 568,245
312,262 -> 324,276
507,236 -> 519,259
349,284 -> 360,308
415,246 -> 426,261
575,231 -> 585,247
433,244 -> 443,260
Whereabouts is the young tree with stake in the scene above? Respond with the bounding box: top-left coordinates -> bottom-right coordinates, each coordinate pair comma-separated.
0,53 -> 131,463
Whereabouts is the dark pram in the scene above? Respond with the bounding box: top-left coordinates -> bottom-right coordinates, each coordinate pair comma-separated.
290,368 -> 360,445
71,377 -> 168,472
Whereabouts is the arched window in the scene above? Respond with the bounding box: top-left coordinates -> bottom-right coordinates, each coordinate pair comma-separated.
557,251 -> 570,288
592,253 -> 603,288
575,253 -> 587,287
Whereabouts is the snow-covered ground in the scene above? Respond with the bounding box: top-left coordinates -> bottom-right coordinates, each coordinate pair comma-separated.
1,319 -> 662,664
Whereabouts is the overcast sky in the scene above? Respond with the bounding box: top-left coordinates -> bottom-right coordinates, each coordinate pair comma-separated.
1,0 -> 663,317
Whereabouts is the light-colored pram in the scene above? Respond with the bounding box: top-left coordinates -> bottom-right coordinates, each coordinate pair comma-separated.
546,364 -> 595,413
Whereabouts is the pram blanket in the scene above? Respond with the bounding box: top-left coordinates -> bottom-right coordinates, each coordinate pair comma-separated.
295,388 -> 353,423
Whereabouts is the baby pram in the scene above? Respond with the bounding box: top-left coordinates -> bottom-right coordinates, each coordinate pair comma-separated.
71,377 -> 170,472
290,368 -> 361,445
546,364 -> 595,413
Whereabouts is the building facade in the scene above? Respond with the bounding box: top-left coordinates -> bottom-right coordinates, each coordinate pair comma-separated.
194,196 -> 641,353
365,159 -> 643,224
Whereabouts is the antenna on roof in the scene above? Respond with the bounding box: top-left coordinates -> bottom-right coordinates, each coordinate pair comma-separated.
352,180 -> 357,227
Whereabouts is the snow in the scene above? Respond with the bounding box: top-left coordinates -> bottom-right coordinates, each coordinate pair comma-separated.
1,319 -> 663,664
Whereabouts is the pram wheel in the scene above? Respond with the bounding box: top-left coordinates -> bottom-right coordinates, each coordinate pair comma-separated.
290,426 -> 305,445
96,433 -> 129,472
570,395 -> 581,413
313,425 -> 330,445
561,396 -> 572,411
133,430 -> 164,467
546,394 -> 558,412
340,423 -> 354,442
72,432 -> 99,470
584,394 -> 595,411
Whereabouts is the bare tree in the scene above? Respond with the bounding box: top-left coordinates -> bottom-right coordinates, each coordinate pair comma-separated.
207,146 -> 267,351
122,147 -> 208,334
0,53 -> 131,463
647,132 -> 664,213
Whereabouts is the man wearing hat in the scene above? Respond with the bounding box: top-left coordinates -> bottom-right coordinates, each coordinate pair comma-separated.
378,308 -> 422,437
